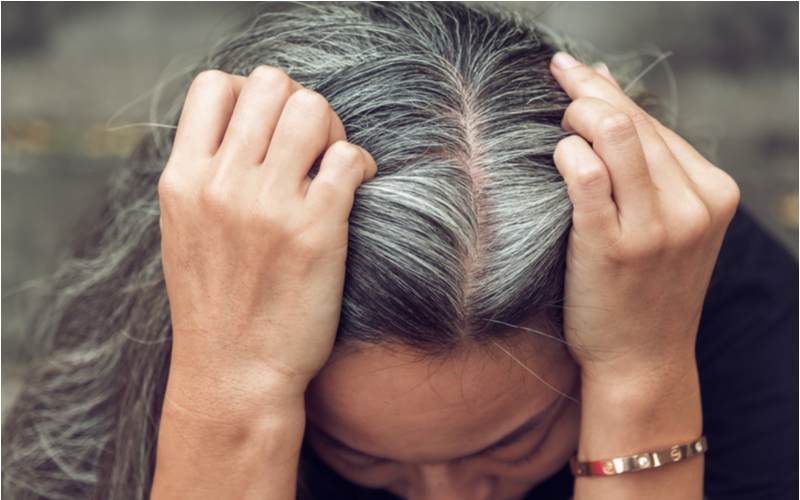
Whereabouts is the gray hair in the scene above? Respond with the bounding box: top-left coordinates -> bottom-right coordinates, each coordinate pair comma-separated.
2,3 -> 660,499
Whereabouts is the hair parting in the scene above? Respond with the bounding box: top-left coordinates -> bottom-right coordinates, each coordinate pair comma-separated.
2,3 -> 666,498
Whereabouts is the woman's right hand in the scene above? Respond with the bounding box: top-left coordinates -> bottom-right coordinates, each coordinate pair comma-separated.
153,66 -> 375,499
157,66 -> 376,424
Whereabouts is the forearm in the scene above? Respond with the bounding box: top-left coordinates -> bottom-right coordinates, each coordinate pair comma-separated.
151,394 -> 306,500
574,365 -> 704,500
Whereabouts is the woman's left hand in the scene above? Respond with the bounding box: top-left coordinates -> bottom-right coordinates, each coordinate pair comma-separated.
550,53 -> 740,388
550,52 -> 739,499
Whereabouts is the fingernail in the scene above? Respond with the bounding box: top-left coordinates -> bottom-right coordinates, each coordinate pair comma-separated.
553,52 -> 580,70
592,62 -> 610,72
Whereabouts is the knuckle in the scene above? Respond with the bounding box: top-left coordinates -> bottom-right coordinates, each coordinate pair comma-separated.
562,99 -> 580,120
326,140 -> 363,167
571,162 -> 607,191
553,136 -> 570,157
674,198 -> 713,246
190,70 -> 232,92
627,109 -> 651,129
553,135 -> 583,164
563,98 -> 590,125
157,168 -> 185,206
646,113 -> 667,132
553,136 -> 609,192
199,180 -> 231,216
289,89 -> 330,116
715,171 -> 741,217
597,111 -> 637,143
248,65 -> 292,92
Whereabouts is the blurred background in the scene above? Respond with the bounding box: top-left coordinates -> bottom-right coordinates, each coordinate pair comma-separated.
2,2 -> 798,419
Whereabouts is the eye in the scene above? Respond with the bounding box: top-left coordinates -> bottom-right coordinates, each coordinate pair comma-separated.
490,433 -> 549,468
497,443 -> 543,468
306,425 -> 393,469
449,440 -> 545,468
335,446 -> 392,469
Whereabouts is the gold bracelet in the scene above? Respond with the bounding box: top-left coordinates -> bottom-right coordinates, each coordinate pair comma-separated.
570,436 -> 707,476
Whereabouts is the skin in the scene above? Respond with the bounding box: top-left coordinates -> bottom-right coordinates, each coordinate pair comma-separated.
151,52 -> 739,500
305,340 -> 582,499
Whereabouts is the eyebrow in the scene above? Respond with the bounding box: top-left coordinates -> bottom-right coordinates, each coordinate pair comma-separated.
308,394 -> 562,463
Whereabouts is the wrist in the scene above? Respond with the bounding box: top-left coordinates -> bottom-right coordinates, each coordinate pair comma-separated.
165,336 -> 316,421
153,392 -> 307,499
573,369 -> 704,500
160,385 -> 307,436
577,340 -> 699,391
578,364 -> 702,460
161,364 -> 309,434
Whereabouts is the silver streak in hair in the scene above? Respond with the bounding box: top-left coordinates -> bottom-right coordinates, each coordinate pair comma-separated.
2,3 -> 658,499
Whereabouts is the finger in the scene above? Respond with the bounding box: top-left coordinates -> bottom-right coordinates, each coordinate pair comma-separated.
653,123 -> 723,181
554,135 -> 619,241
220,66 -> 303,165
555,54 -> 694,200
657,126 -> 733,198
592,62 -> 622,92
552,53 -> 644,117
578,66 -> 732,220
552,52 -> 672,160
561,97 -> 657,218
655,126 -> 740,221
173,71 -> 247,158
263,89 -> 348,192
305,141 -> 377,224
554,54 -> 740,244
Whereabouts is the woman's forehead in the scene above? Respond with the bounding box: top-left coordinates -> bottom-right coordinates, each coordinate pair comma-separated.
305,339 -> 578,462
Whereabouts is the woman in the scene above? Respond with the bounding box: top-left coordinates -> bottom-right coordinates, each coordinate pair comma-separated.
2,3 -> 796,499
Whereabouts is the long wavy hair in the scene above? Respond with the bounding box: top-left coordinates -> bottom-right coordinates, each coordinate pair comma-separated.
2,3 -> 663,499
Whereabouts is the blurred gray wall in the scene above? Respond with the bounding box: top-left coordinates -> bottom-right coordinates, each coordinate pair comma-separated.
2,2 -> 798,418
